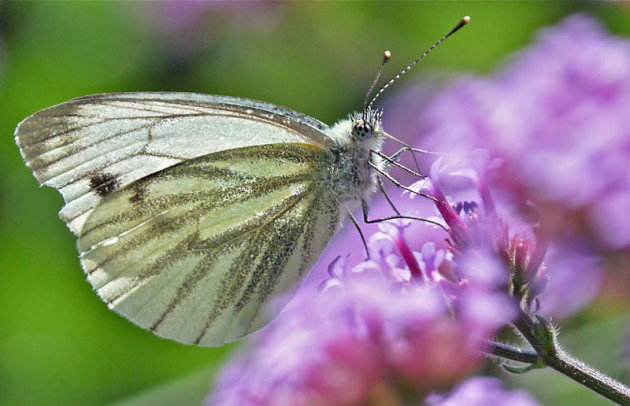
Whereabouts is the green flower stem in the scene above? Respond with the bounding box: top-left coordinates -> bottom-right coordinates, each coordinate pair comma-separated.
514,311 -> 630,405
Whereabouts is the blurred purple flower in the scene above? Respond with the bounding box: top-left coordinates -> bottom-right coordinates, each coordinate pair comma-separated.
538,243 -> 602,318
144,0 -> 280,33
426,376 -> 541,406
209,217 -> 516,405
136,1 -> 282,58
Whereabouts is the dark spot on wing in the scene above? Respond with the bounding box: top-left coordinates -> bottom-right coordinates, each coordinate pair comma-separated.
129,183 -> 146,204
90,172 -> 119,197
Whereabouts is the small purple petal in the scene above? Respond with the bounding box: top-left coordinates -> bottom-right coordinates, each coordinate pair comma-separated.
426,376 -> 541,406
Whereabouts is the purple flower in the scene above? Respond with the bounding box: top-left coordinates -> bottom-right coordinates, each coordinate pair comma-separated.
301,193 -> 445,293
208,222 -> 515,405
426,376 -> 541,406
385,14 -> 625,315
388,14 -> 630,248
413,157 -> 549,311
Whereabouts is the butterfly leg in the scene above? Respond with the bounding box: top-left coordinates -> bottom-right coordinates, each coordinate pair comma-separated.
348,212 -> 370,260
392,144 -> 446,179
368,161 -> 436,201
361,195 -> 446,230
380,136 -> 424,175
372,144 -> 446,178
370,149 -> 424,178
377,175 -> 401,215
389,146 -> 409,162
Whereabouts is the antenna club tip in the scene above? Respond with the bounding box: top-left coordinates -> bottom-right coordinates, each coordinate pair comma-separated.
383,50 -> 392,62
447,15 -> 470,37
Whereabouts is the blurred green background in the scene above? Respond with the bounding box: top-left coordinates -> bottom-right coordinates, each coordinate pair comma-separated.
1,2 -> 629,405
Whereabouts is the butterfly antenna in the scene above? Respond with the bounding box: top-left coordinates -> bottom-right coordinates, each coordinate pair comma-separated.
367,16 -> 470,112
362,51 -> 392,120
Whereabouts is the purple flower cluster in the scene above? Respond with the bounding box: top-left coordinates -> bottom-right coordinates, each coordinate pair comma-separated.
211,290 -> 470,405
389,14 -> 630,253
412,155 -> 549,310
384,14 -> 630,317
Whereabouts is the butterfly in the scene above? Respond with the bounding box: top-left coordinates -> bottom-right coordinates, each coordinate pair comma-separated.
14,17 -> 468,346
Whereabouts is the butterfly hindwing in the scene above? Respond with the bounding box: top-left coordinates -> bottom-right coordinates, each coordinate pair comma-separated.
15,92 -> 332,235
78,143 -> 340,346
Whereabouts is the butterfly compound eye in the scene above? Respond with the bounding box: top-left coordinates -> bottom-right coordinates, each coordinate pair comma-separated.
352,120 -> 373,140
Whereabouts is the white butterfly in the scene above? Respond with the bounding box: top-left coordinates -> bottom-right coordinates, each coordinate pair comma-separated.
14,18 -> 468,346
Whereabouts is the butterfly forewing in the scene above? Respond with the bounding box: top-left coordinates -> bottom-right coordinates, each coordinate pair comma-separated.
15,93 -> 332,235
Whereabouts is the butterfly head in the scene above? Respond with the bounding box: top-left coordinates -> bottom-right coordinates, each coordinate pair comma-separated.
351,120 -> 372,140
351,108 -> 383,142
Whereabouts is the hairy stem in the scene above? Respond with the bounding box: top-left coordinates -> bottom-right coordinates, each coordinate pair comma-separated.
514,311 -> 630,405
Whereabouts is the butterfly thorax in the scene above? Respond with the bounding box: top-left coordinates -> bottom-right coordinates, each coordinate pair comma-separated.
322,114 -> 385,210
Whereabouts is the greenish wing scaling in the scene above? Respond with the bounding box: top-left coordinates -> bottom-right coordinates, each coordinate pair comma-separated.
79,143 -> 340,346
